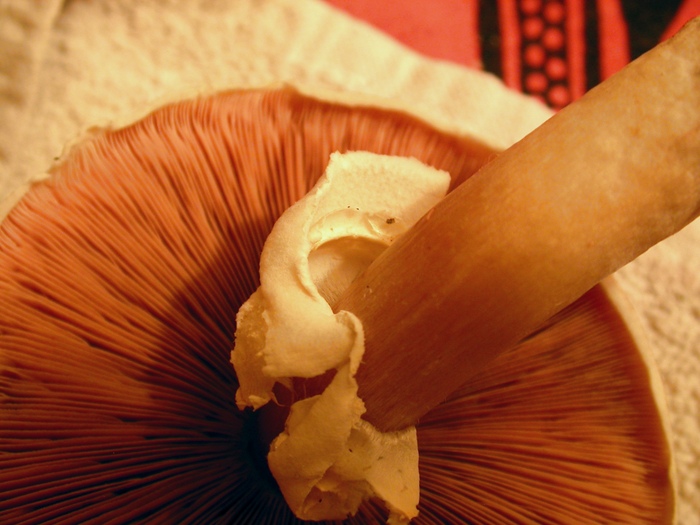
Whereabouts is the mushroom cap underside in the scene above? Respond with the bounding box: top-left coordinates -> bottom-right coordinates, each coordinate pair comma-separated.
0,86 -> 674,524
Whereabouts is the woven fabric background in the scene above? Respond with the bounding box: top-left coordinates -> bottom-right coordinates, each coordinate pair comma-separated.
0,0 -> 698,522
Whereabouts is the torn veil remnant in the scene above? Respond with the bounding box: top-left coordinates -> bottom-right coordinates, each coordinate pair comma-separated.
232,151 -> 450,522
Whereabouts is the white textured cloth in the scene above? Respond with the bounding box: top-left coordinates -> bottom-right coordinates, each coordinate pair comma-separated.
0,0 -> 697,522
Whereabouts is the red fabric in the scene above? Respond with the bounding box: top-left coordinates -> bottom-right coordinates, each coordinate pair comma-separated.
663,0 -> 700,39
323,0 -> 700,111
324,0 -> 482,68
595,0 -> 630,79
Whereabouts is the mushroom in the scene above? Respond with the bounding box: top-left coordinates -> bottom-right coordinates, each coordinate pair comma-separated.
3,16 -> 697,521
0,84 -> 673,524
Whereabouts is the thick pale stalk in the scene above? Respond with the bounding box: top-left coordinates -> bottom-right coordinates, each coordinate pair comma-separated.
338,18 -> 700,432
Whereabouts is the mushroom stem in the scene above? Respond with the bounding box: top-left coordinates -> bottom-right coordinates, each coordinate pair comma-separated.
337,17 -> 700,432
